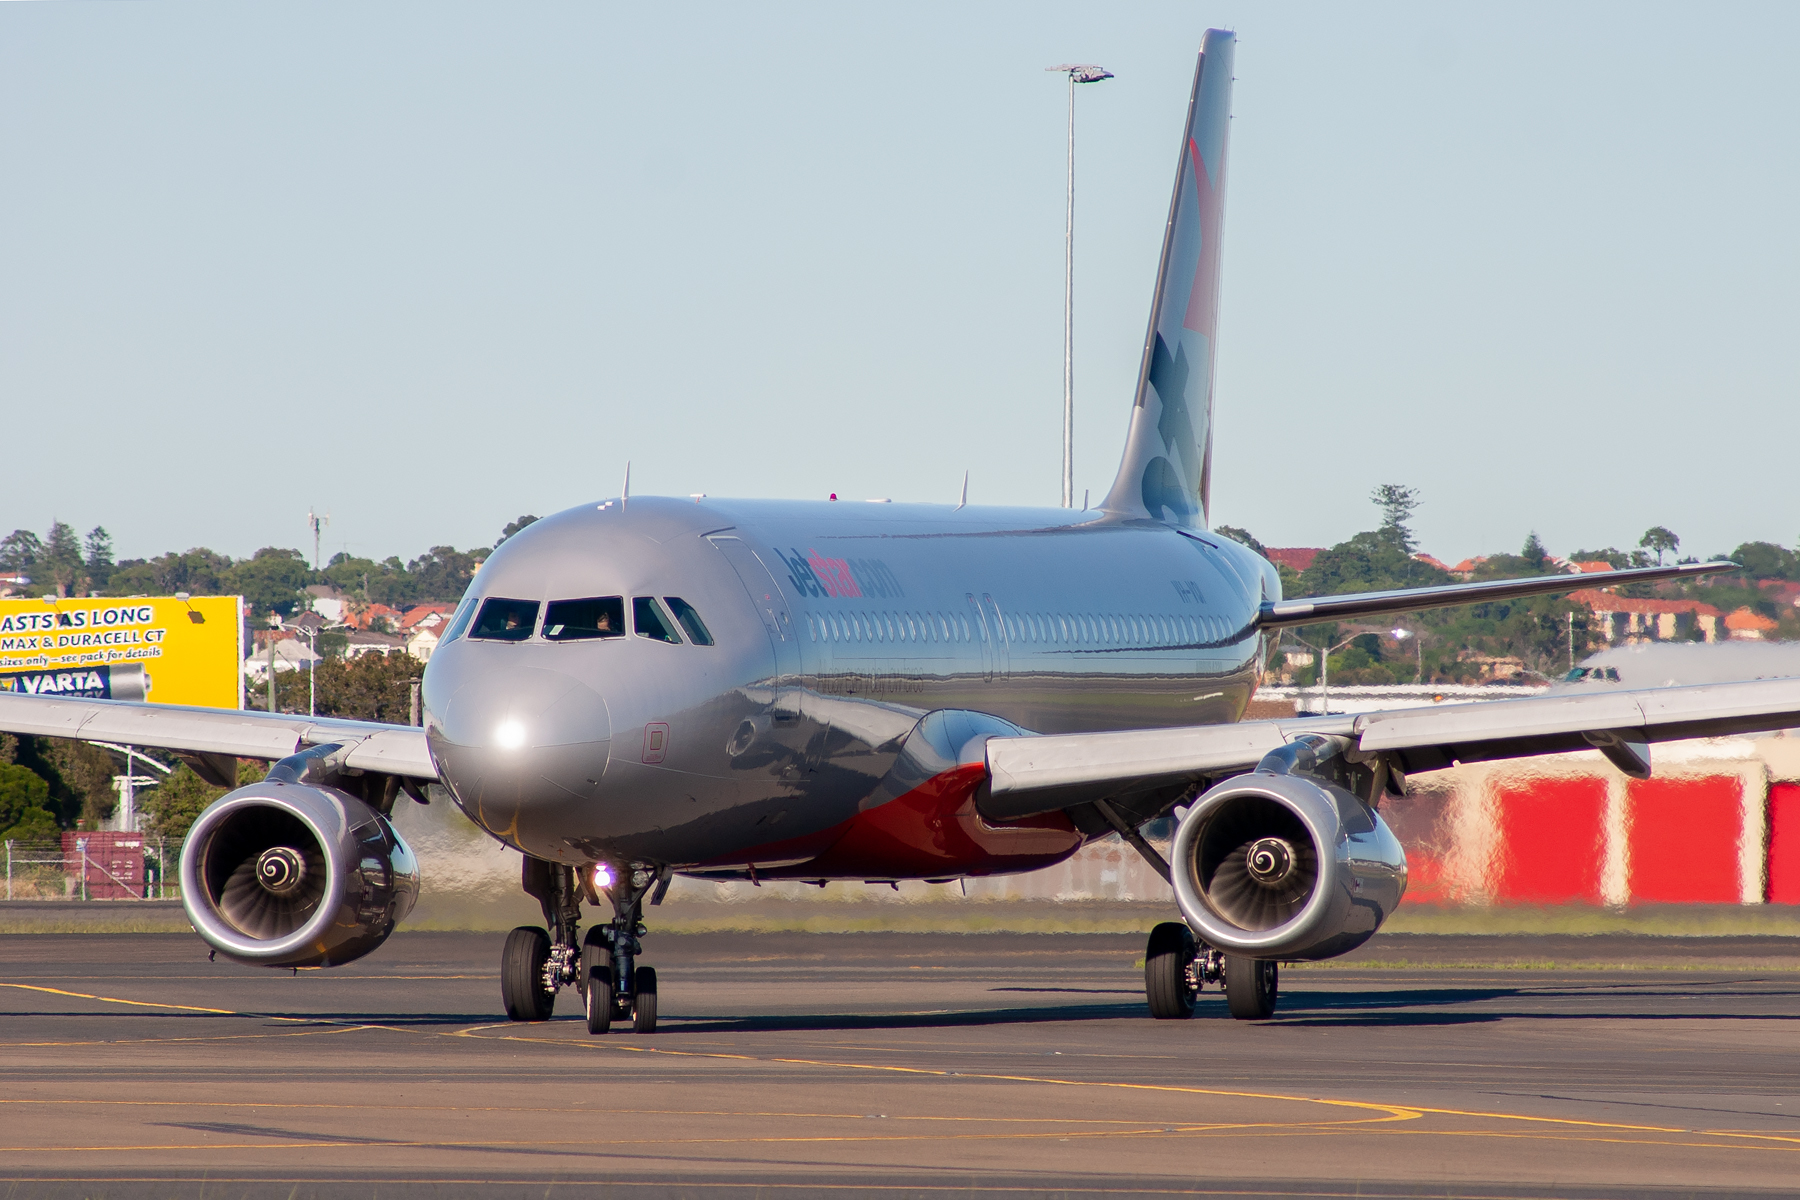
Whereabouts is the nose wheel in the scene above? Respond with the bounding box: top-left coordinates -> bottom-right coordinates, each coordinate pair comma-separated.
504,856 -> 665,1031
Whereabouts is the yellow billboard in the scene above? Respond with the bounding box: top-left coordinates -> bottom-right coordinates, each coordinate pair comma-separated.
0,595 -> 243,709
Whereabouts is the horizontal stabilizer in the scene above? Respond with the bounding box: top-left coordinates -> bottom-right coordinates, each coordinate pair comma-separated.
1258,560 -> 1732,630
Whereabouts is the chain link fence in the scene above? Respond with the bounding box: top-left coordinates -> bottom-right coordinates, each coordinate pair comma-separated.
2,834 -> 183,901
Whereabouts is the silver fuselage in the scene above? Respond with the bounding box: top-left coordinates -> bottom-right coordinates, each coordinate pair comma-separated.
423,496 -> 1278,880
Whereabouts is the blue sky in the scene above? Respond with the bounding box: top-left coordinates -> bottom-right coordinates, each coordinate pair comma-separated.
3,2 -> 1795,566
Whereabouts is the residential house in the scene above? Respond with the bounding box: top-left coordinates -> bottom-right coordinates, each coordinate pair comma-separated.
1725,607 -> 1779,641
343,629 -> 406,660
243,638 -> 321,681
1569,588 -> 1721,643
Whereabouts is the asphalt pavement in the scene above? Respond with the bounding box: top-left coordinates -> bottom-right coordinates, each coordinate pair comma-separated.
2,929 -> 1798,1198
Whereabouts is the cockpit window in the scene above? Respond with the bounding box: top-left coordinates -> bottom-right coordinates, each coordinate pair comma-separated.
543,597 -> 626,641
440,595 -> 479,646
470,597 -> 540,642
663,597 -> 714,646
633,596 -> 682,644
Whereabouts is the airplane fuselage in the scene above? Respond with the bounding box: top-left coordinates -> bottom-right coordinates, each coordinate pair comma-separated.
422,496 -> 1279,883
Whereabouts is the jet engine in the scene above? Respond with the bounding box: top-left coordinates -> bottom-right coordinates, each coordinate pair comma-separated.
179,773 -> 419,969
1170,737 -> 1407,961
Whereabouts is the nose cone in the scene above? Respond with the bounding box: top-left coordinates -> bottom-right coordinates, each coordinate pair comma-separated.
428,664 -> 611,857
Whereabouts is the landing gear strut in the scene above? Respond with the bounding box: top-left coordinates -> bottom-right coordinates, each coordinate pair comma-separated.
500,856 -> 662,1033
584,865 -> 660,1035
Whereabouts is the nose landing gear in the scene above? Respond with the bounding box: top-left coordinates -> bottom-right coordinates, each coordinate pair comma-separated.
501,856 -> 666,1033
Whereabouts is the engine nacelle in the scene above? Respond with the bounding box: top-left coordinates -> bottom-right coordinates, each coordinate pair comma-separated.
179,781 -> 419,968
1170,765 -> 1407,961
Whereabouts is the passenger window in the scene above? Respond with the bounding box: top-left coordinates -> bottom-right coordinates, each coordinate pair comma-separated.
543,596 -> 625,641
664,597 -> 714,646
633,597 -> 682,644
470,597 -> 540,642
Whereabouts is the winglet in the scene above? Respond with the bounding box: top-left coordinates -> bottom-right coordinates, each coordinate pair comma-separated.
1100,30 -> 1234,527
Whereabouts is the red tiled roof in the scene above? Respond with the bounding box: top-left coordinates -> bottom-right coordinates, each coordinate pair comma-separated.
1568,561 -> 1616,574
1568,588 -> 1721,617
400,604 -> 454,631
1266,547 -> 1318,571
1413,554 -> 1453,573
1725,606 -> 1778,632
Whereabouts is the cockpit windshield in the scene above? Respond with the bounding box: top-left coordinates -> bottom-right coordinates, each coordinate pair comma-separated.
543,597 -> 626,640
470,598 -> 540,642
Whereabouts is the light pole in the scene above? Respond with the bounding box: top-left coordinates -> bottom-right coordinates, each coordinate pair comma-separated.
1047,62 -> 1113,508
1285,627 -> 1411,714
292,620 -> 349,716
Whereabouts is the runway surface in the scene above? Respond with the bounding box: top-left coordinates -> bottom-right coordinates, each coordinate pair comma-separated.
3,930 -> 1799,1198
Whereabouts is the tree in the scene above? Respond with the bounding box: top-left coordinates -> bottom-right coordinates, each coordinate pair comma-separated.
84,526 -> 114,591
0,529 -> 43,575
408,546 -> 481,603
1639,526 -> 1680,566
104,547 -> 232,597
497,515 -> 540,547
272,652 -> 424,722
1299,530 -> 1449,597
1519,532 -> 1549,574
141,759 -> 264,841
1370,484 -> 1421,553
0,761 -> 57,842
226,547 -> 312,617
1731,541 -> 1797,581
1213,526 -> 1268,558
41,522 -> 83,596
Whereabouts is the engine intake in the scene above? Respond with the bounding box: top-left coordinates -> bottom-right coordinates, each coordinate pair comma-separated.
180,779 -> 419,968
1171,745 -> 1406,961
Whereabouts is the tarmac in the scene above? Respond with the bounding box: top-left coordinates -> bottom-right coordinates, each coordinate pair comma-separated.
3,929 -> 1799,1199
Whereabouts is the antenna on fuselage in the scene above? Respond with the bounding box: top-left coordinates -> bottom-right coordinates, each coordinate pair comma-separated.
956,471 -> 968,511
621,461 -> 630,510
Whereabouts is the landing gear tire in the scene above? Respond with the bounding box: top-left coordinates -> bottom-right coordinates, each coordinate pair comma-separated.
1224,955 -> 1278,1021
585,963 -> 614,1034
633,966 -> 658,1033
582,930 -> 613,1034
1144,922 -> 1196,1019
501,926 -> 556,1022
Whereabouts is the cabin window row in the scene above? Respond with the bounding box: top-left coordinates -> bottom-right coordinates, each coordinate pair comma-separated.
804,609 -> 1231,648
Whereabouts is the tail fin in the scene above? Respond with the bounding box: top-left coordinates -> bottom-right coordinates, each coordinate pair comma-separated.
1100,30 -> 1234,527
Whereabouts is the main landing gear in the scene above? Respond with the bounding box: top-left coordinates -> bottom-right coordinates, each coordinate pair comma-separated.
1143,920 -> 1279,1021
501,857 -> 665,1033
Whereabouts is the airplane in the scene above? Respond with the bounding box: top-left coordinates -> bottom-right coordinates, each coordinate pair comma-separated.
5,28 -> 1798,1030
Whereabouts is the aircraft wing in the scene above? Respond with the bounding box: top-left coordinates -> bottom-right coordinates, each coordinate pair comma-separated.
0,693 -> 436,786
979,676 -> 1800,820
1258,560 -> 1729,630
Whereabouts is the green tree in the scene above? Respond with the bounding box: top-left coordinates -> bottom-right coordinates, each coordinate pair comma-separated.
0,529 -> 44,575
41,521 -> 84,596
497,515 -> 540,546
1299,530 -> 1449,597
226,547 -> 312,617
1639,525 -> 1680,565
272,653 -> 424,722
141,759 -> 264,841
1213,526 -> 1268,558
1730,541 -> 1797,581
407,546 -> 481,603
1568,546 -> 1648,569
83,526 -> 114,590
105,547 -> 233,596
1371,484 -> 1421,553
0,761 -> 58,842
